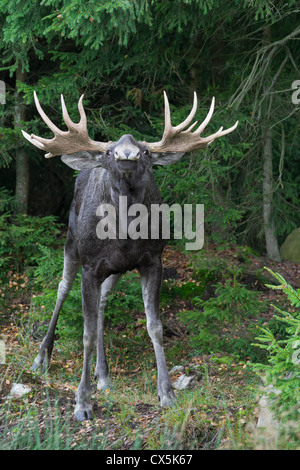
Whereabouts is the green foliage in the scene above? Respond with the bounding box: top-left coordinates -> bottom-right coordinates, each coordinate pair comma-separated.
32,272 -> 83,342
1,0 -> 299,249
42,0 -> 153,48
31,245 -> 83,342
33,245 -> 65,290
180,267 -> 266,360
105,272 -> 143,326
0,0 -> 48,73
189,252 -> 228,282
0,212 -> 63,274
252,268 -> 300,427
0,186 -> 16,212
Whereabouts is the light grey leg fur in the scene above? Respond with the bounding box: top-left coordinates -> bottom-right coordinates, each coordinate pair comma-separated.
139,260 -> 176,407
74,268 -> 99,421
75,272 -> 121,421
32,246 -> 80,372
95,273 -> 121,391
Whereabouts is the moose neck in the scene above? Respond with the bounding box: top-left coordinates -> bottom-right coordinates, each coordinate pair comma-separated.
109,167 -> 150,209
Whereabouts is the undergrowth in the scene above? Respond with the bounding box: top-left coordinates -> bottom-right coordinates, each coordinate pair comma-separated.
252,268 -> 300,444
1,212 -> 299,449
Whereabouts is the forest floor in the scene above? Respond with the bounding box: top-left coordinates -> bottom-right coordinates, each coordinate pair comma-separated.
0,243 -> 299,450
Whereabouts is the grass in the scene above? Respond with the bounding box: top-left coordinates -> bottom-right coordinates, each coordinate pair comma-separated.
1,243 -> 299,450
0,313 -> 260,450
2,318 -> 294,450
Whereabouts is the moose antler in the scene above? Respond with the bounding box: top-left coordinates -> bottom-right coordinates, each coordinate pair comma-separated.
22,91 -> 237,158
147,92 -> 238,153
22,92 -> 109,158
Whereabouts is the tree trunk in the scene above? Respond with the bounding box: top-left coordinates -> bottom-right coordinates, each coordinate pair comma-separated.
261,26 -> 281,261
14,65 -> 29,215
262,127 -> 281,261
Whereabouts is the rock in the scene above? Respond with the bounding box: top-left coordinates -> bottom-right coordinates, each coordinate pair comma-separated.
7,383 -> 31,399
256,384 -> 281,448
173,374 -> 195,390
280,228 -> 300,263
0,340 -> 5,364
169,365 -> 184,375
257,387 -> 280,429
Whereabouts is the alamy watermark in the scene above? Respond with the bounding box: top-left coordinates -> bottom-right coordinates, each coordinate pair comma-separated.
291,80 -> 300,105
0,80 -> 5,105
96,197 -> 204,251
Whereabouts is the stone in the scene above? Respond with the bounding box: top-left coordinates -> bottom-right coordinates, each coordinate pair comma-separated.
256,385 -> 282,447
0,340 -> 5,364
280,228 -> 300,263
169,365 -> 184,375
7,383 -> 31,399
173,374 -> 195,390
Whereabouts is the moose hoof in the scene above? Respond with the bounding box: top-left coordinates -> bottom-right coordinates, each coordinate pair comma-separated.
160,393 -> 176,408
97,377 -> 112,392
74,404 -> 93,421
31,358 -> 41,371
31,354 -> 44,372
31,353 -> 50,373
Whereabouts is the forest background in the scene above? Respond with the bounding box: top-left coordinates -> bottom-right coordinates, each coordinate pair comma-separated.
0,0 -> 299,256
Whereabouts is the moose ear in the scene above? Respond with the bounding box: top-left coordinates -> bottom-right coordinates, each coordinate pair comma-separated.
61,151 -> 107,171
150,152 -> 185,166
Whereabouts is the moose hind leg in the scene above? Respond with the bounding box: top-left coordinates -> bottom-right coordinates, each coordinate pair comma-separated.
95,273 -> 121,391
139,261 -> 176,408
32,245 -> 80,373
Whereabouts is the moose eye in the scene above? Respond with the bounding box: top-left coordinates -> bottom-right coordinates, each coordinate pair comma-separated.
106,150 -> 112,156
143,149 -> 149,156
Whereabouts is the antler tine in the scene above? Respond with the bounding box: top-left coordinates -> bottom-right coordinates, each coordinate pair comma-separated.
147,91 -> 238,154
21,130 -> 47,150
77,95 -> 87,127
200,120 -> 239,143
163,91 -> 172,133
193,96 -> 215,135
61,94 -> 87,131
22,92 -> 109,158
174,91 -> 198,132
34,91 -> 63,135
163,91 -> 198,134
61,94 -> 73,129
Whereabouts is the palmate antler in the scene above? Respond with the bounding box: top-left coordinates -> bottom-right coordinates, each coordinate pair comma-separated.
147,91 -> 238,154
22,92 -> 109,158
22,91 -> 238,158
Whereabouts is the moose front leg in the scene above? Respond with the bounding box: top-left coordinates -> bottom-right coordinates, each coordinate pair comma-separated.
95,273 -> 121,391
32,244 -> 80,373
74,268 -> 99,421
139,260 -> 176,407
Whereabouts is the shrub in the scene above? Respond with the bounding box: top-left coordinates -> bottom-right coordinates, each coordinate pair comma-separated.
179,268 -> 266,360
0,213 -> 63,274
0,187 -> 16,212
105,271 -> 143,326
252,268 -> 300,431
